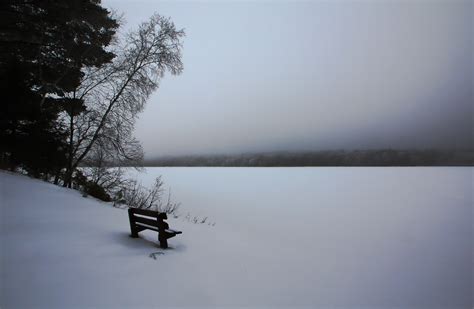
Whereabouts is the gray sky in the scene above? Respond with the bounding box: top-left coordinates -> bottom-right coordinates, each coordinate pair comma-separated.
104,0 -> 472,157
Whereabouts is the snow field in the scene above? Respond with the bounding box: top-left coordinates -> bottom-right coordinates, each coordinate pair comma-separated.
1,167 -> 472,308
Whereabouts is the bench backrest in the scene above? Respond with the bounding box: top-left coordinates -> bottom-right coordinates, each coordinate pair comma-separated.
128,208 -> 168,231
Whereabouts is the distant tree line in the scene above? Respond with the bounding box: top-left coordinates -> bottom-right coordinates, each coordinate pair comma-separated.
144,149 -> 474,167
1,1 -> 184,200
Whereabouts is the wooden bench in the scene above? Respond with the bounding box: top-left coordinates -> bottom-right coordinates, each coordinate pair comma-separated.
128,208 -> 182,248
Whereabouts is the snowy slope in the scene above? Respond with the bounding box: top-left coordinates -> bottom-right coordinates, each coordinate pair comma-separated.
0,168 -> 472,308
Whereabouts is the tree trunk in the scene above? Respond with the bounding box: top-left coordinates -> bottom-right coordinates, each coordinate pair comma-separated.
64,108 -> 74,188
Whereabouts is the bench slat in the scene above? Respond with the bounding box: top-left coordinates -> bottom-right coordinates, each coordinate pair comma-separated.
133,215 -> 159,227
130,208 -> 161,218
135,223 -> 159,232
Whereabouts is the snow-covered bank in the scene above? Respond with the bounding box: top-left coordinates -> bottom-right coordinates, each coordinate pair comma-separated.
0,168 -> 472,308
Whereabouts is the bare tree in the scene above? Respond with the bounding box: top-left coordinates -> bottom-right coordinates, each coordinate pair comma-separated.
62,13 -> 184,187
118,176 -> 181,216
80,146 -> 133,194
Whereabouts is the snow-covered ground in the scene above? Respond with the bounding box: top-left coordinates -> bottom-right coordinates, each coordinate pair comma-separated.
0,167 -> 472,308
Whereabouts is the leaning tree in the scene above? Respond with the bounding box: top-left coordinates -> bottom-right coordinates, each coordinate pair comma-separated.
62,13 -> 185,188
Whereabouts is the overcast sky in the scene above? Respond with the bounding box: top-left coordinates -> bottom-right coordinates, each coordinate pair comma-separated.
104,0 -> 472,157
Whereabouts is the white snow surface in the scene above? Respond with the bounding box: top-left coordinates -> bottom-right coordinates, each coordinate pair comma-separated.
0,167 -> 472,308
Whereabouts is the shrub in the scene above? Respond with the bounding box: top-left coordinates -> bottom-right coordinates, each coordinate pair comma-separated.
84,182 -> 111,202
118,176 -> 180,216
73,170 -> 111,202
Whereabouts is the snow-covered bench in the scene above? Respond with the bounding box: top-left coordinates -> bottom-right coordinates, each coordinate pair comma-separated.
128,208 -> 182,249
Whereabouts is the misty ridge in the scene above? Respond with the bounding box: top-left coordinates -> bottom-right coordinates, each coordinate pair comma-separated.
137,149 -> 474,167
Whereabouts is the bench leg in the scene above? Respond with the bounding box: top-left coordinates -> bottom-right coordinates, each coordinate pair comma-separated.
130,227 -> 139,238
159,235 -> 168,249
128,209 -> 139,238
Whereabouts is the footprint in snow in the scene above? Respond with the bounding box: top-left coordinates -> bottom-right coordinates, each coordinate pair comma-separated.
149,252 -> 165,260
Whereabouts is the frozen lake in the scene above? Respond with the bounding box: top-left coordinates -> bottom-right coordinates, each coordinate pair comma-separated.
131,167 -> 473,307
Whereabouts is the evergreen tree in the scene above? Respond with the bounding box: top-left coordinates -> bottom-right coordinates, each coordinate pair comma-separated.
0,0 -> 118,178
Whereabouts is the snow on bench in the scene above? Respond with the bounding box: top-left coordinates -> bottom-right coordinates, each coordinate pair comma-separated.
128,208 -> 182,249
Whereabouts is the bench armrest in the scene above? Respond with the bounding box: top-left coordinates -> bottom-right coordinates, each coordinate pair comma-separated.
165,229 -> 182,234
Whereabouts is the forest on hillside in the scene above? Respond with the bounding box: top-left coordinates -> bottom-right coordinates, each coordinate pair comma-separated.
144,149 -> 474,167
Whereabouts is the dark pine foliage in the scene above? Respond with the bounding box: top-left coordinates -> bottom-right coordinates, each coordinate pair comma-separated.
0,0 -> 118,178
